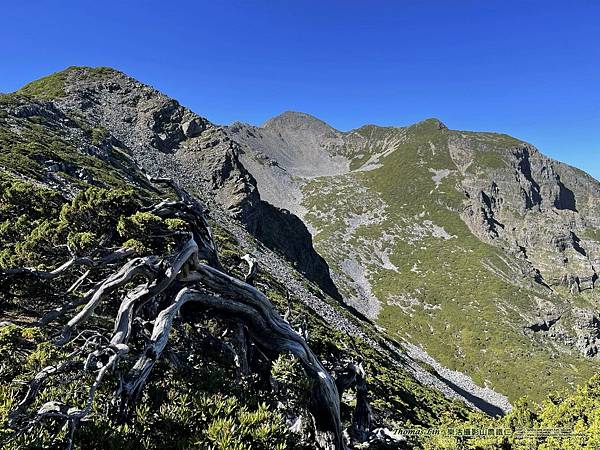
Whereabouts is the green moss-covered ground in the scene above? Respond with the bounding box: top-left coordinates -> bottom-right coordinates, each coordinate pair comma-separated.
16,66 -> 119,100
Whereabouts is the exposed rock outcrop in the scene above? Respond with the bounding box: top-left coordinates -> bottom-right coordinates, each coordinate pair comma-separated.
49,68 -> 340,300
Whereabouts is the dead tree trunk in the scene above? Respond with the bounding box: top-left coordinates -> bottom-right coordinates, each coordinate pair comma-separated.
241,253 -> 258,285
335,362 -> 372,443
230,322 -> 250,377
3,179 -> 343,450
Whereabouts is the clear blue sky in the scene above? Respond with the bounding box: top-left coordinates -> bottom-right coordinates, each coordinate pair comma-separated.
1,1 -> 599,179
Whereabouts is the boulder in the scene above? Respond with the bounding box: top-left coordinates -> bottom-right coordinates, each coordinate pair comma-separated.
181,118 -> 205,138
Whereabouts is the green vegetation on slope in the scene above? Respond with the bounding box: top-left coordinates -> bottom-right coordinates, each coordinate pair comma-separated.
0,176 -> 469,448
0,180 -> 302,449
0,323 -> 294,450
0,107 -> 472,448
302,122 -> 599,403
16,66 -> 119,100
0,94 -> 145,192
420,374 -> 600,449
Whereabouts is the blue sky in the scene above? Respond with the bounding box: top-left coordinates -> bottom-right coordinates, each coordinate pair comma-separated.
1,1 -> 599,179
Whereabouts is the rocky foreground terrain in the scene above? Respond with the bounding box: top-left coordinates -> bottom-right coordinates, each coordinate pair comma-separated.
0,67 -> 599,449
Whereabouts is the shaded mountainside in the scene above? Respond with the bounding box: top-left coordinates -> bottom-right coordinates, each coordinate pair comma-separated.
228,112 -> 600,403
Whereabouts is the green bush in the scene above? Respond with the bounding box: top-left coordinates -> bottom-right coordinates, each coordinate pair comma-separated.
117,211 -> 164,238
420,374 -> 600,449
60,187 -> 137,233
66,231 -> 99,254
91,127 -> 110,145
117,211 -> 184,254
0,184 -> 139,269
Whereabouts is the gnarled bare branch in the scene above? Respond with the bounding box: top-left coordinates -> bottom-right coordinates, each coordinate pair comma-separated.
5,178 -> 345,450
241,253 -> 258,285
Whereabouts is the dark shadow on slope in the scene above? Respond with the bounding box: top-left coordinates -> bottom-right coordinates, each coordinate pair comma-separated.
524,316 -> 560,333
517,149 -> 542,209
338,302 -> 375,325
555,179 -> 577,211
436,375 -> 505,417
254,201 -> 342,301
571,232 -> 587,256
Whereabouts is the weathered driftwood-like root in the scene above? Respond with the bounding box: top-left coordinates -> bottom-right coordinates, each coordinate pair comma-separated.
192,291 -> 342,449
335,362 -> 372,443
120,285 -> 343,448
241,253 -> 258,285
54,256 -> 159,346
180,265 -> 342,448
9,360 -> 82,427
4,179 -> 344,450
7,331 -> 121,448
0,248 -> 135,280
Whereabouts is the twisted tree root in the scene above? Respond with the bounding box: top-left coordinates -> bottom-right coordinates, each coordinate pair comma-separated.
336,362 -> 372,443
3,179 -> 344,450
0,248 -> 135,280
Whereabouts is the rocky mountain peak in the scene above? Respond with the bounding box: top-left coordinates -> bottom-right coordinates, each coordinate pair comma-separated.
229,111 -> 348,181
17,66 -> 132,99
261,110 -> 338,134
11,67 -> 342,302
412,117 -> 448,130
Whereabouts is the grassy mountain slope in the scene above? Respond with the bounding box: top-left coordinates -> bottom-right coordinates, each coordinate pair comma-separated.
229,114 -> 600,405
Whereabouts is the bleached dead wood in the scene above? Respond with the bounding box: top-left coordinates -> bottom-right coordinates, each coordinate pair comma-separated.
241,253 -> 258,285
1,248 -> 135,279
3,179 -> 344,450
335,362 -> 372,443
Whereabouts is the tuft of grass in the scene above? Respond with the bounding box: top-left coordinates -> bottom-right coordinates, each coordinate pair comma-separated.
16,66 -> 122,100
582,227 -> 600,243
17,71 -> 69,99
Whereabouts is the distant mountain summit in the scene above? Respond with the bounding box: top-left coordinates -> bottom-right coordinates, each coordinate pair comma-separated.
230,111 -> 347,179
261,110 -> 336,132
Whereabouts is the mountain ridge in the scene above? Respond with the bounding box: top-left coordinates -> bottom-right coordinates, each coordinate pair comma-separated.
249,111 -> 599,184
8,66 -> 545,450
18,66 -> 343,301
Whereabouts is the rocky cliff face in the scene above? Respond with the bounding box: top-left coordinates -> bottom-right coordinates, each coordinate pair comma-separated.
457,141 -> 600,292
30,68 -> 340,300
227,113 -> 600,402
